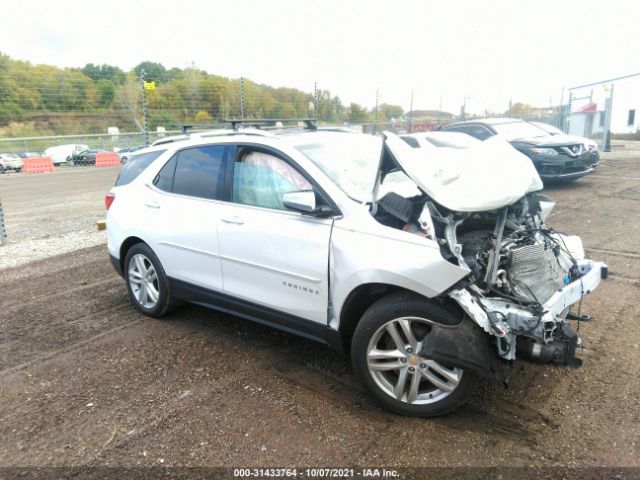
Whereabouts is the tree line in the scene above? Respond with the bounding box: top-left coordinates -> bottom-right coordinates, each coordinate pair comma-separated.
0,54 -> 405,133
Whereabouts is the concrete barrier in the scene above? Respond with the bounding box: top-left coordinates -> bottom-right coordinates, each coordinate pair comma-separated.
22,156 -> 55,173
95,152 -> 120,167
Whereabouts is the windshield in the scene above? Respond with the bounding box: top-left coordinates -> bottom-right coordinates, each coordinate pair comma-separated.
425,132 -> 481,148
295,134 -> 383,202
492,121 -> 548,140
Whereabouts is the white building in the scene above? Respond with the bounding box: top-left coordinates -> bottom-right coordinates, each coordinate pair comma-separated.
567,74 -> 639,136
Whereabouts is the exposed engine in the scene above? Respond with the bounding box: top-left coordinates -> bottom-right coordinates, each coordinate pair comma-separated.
374,190 -> 597,367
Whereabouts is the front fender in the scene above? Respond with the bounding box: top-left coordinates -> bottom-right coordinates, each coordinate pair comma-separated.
330,224 -> 469,327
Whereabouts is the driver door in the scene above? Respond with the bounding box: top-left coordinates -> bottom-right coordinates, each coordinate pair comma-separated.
217,146 -> 334,325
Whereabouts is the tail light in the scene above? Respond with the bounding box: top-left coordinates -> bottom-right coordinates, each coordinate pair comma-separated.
105,192 -> 115,210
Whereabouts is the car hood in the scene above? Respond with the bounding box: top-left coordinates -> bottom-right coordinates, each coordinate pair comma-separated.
383,131 -> 543,212
509,133 -> 592,148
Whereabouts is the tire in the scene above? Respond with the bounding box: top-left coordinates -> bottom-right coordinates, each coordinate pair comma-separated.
0,165 -> 5,174
67,159 -> 75,167
124,243 -> 176,318
351,292 -> 480,417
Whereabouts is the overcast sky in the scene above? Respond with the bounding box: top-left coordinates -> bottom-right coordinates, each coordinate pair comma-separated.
3,0 -> 638,115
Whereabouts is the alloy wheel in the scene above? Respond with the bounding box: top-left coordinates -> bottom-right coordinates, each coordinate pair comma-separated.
128,253 -> 160,309
366,316 -> 463,404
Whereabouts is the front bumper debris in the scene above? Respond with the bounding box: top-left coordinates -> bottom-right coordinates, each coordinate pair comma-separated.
449,259 -> 607,362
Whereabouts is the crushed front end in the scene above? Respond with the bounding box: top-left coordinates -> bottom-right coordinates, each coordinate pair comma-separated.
437,193 -> 607,367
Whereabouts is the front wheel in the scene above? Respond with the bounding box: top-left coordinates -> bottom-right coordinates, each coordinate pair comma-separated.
351,292 -> 479,417
67,158 -> 75,167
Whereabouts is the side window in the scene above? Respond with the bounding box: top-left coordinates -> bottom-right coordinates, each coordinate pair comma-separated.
153,153 -> 178,192
443,125 -> 466,134
469,126 -> 493,141
116,150 -> 166,186
172,146 -> 226,200
232,149 -> 312,211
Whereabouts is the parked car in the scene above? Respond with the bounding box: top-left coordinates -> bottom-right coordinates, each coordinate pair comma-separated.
439,118 -> 599,182
43,144 -> 89,165
119,145 -> 145,164
529,121 -> 600,164
16,152 -> 41,158
400,131 -> 482,149
0,153 -> 23,173
67,149 -> 105,166
106,126 -> 606,417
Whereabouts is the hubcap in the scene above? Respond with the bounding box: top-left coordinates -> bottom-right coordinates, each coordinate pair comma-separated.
366,317 -> 462,405
128,254 -> 160,309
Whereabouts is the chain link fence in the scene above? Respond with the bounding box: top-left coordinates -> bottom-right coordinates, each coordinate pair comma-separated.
0,131 -> 180,157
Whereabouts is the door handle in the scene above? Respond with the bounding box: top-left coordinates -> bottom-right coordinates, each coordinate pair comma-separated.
221,215 -> 244,225
144,201 -> 160,209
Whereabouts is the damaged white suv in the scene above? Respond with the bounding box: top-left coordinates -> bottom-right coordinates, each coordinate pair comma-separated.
106,125 -> 607,417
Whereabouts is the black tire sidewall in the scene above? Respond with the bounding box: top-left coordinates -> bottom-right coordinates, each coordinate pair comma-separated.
124,243 -> 173,318
351,292 -> 480,417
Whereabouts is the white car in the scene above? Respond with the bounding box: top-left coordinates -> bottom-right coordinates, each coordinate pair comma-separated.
106,126 -> 606,417
0,153 -> 23,173
401,131 -> 482,150
43,144 -> 89,165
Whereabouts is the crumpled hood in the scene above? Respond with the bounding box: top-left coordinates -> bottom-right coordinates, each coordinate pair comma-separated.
383,131 -> 543,212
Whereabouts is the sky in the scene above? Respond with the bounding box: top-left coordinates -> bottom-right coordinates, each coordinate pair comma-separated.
3,0 -> 639,115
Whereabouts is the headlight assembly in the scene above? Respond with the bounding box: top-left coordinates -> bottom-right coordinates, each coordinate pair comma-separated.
530,147 -> 558,155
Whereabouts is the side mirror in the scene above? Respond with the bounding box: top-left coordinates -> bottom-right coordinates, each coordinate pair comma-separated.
282,190 -> 332,217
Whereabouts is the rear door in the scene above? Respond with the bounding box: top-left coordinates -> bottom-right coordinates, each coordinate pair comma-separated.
216,145 -> 333,324
143,144 -> 230,292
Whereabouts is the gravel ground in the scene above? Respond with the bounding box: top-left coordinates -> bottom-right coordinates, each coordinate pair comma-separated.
0,166 -> 116,269
0,145 -> 639,476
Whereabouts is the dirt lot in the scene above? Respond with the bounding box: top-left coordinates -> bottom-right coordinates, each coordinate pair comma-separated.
0,147 -> 639,475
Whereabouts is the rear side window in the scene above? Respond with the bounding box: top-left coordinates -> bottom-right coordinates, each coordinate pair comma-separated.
153,154 -> 177,192
115,150 -> 165,186
172,146 -> 226,200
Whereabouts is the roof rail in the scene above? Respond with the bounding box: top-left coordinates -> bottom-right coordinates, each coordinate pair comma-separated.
150,128 -> 278,147
171,123 -> 228,134
222,118 -> 317,131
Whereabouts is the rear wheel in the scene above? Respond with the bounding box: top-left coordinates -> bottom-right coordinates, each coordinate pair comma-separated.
124,243 -> 176,317
351,292 -> 479,417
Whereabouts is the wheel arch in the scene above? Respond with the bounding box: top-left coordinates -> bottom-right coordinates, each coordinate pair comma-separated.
337,283 -> 467,353
119,236 -> 147,272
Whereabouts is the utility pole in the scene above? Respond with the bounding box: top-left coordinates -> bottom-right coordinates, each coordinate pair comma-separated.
374,88 -> 380,132
140,69 -> 149,147
559,86 -> 565,132
602,83 -> 614,152
314,82 -> 319,121
460,96 -> 468,120
408,89 -> 414,132
240,77 -> 245,120
0,198 -> 7,245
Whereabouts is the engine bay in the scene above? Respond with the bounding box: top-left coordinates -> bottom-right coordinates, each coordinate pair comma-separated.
372,188 -> 605,367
